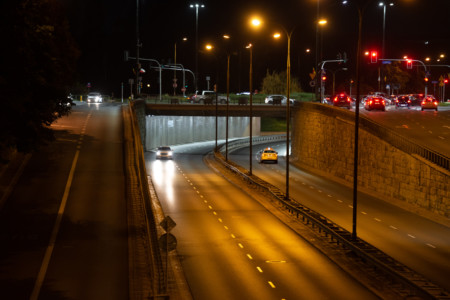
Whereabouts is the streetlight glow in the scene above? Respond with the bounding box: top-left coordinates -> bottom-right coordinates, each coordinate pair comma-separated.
318,19 -> 327,25
273,32 -> 281,39
205,44 -> 213,50
250,17 -> 262,28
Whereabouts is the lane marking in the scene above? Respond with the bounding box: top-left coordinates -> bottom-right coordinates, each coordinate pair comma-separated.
247,254 -> 253,260
30,149 -> 80,300
374,218 -> 381,222
426,243 -> 436,249
407,234 -> 416,239
268,281 -> 276,288
256,266 -> 263,273
389,225 -> 398,230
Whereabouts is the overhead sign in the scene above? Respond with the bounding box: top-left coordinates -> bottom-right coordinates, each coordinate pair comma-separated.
382,61 -> 391,64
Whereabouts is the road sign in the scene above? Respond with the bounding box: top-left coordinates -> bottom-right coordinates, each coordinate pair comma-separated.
382,60 -> 391,64
173,83 -> 178,88
309,80 -> 315,87
159,233 -> 177,251
160,216 -> 176,233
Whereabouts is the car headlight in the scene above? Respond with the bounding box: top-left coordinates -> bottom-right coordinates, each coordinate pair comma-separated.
156,151 -> 161,155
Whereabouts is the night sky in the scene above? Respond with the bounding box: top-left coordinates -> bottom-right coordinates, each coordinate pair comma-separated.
64,0 -> 450,96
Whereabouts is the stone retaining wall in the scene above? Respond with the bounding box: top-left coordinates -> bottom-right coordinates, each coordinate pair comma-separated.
290,103 -> 449,220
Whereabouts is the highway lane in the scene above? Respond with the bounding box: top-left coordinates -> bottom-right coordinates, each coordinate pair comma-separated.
145,142 -> 379,300
359,104 -> 450,155
0,102 -> 128,299
231,141 -> 450,292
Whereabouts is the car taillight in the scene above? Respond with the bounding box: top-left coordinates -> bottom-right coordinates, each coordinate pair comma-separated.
407,100 -> 411,103
382,100 -> 385,104
333,97 -> 338,102
395,99 -> 399,103
421,101 -> 425,105
434,101 -> 438,105
346,97 -> 351,102
369,100 -> 373,105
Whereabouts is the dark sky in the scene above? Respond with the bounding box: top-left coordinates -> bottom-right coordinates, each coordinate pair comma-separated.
64,0 -> 450,96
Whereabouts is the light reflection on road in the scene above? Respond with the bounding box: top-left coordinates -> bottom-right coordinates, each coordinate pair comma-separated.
151,159 -> 176,204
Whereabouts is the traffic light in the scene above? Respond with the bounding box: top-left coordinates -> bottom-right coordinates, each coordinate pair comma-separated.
321,75 -> 327,82
406,59 -> 413,69
424,76 -> 429,82
370,51 -> 378,63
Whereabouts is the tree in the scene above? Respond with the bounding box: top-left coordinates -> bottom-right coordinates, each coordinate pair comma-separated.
0,0 -> 79,158
261,70 -> 302,95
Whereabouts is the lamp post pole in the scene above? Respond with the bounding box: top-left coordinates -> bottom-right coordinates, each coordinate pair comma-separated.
190,3 -> 204,92
247,44 -> 253,175
226,53 -> 230,161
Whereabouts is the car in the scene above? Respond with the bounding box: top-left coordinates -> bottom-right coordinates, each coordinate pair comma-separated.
87,92 -> 102,103
332,93 -> 352,109
156,146 -> 173,159
364,96 -> 386,111
265,95 -> 294,105
421,95 -> 438,111
258,147 -> 278,163
394,95 -> 411,109
265,94 -> 285,105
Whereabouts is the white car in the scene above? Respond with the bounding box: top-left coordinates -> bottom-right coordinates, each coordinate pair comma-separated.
156,146 -> 173,159
264,95 -> 295,105
87,92 -> 102,103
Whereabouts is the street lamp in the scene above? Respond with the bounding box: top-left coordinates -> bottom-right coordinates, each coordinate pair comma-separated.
379,2 -> 394,59
190,3 -> 205,92
174,37 -> 188,96
246,43 -> 254,175
250,16 -> 295,200
205,44 -> 219,150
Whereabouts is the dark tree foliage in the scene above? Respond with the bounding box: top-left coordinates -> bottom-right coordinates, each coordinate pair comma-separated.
0,0 -> 79,155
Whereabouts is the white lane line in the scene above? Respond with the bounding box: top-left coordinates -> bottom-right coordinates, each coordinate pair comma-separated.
390,225 -> 398,230
361,211 -> 367,215
374,218 -> 381,222
438,136 -> 445,140
30,149 -> 80,300
407,234 -> 416,239
426,243 -> 436,249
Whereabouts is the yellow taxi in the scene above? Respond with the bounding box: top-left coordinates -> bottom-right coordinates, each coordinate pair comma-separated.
259,147 -> 278,163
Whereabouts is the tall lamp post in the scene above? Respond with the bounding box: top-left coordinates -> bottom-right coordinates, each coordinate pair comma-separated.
190,3 -> 204,92
246,43 -> 253,175
251,16 -> 295,199
379,2 -> 393,59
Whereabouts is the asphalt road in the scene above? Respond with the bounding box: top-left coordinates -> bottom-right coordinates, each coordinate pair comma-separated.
0,102 -> 128,300
145,142 -> 379,300
360,104 -> 450,155
231,140 -> 450,292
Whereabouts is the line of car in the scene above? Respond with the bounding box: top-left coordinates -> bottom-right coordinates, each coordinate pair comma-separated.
325,92 -> 439,112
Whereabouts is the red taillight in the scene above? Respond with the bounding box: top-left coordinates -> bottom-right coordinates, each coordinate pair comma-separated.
395,99 -> 399,103
346,97 -> 351,102
369,100 -> 373,105
382,100 -> 385,104
333,97 -> 338,102
421,101 -> 426,105
407,100 -> 411,103
434,101 -> 438,105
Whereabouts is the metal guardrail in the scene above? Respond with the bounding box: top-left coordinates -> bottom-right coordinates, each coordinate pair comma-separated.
215,135 -> 450,299
129,102 -> 166,295
296,102 -> 449,171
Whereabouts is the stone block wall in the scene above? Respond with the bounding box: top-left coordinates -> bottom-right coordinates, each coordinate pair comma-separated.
290,103 -> 449,219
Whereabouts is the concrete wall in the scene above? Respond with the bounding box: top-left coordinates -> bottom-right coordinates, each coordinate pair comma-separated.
144,115 -> 260,150
291,102 -> 449,220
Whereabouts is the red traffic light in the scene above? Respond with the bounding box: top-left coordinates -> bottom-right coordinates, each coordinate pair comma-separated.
406,59 -> 413,69
321,75 -> 327,81
370,51 -> 378,63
